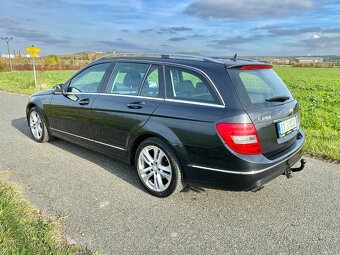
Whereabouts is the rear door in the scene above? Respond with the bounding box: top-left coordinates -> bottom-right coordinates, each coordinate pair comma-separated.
91,62 -> 164,154
49,63 -> 111,139
227,66 -> 300,158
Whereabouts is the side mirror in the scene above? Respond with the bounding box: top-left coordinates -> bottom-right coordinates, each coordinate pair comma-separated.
52,84 -> 64,94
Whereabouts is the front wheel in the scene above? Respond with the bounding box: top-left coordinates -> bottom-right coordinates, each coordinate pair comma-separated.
135,138 -> 185,197
28,107 -> 53,143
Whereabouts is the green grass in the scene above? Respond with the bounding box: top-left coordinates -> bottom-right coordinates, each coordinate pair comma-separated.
274,67 -> 340,162
0,67 -> 339,161
0,70 -> 75,95
0,178 -> 93,254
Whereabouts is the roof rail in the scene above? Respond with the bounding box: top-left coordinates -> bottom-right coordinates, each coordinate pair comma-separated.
95,52 -> 225,64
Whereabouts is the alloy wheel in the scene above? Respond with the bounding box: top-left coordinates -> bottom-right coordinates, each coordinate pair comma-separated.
137,145 -> 172,192
29,110 -> 43,140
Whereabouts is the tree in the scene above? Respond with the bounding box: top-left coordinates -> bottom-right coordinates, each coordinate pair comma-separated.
44,55 -> 59,66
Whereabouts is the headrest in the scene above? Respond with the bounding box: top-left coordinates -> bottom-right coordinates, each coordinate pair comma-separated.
123,72 -> 142,88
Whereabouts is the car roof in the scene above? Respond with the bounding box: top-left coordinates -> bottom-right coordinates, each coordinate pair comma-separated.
94,55 -> 267,69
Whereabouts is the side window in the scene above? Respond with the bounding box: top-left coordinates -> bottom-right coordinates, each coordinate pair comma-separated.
68,63 -> 109,93
140,65 -> 160,98
105,63 -> 149,95
165,66 -> 217,103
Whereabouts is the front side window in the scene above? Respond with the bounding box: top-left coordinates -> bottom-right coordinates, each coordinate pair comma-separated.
68,63 -> 110,93
165,66 -> 217,103
105,63 -> 149,95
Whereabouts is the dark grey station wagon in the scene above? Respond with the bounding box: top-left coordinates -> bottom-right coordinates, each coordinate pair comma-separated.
26,54 -> 305,197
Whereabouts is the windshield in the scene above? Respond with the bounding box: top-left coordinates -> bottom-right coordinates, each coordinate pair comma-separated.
228,68 -> 293,108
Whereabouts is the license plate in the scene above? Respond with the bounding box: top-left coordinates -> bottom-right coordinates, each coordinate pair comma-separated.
277,116 -> 298,138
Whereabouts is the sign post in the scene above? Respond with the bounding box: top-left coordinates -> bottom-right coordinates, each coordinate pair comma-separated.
25,45 -> 40,88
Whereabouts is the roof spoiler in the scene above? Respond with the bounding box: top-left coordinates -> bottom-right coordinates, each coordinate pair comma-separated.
227,64 -> 273,69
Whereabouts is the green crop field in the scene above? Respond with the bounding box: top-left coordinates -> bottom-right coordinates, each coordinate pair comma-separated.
0,67 -> 339,162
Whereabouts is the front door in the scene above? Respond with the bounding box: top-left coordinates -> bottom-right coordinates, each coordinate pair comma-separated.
49,63 -> 111,140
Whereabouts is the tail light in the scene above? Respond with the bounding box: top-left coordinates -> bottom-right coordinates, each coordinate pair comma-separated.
216,123 -> 262,155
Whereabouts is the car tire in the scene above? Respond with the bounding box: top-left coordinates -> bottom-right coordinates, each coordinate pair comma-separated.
135,137 -> 185,197
28,107 -> 53,143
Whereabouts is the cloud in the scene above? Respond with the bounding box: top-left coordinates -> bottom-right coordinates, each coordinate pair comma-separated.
322,27 -> 340,33
95,40 -> 152,51
9,28 -> 70,45
0,15 -> 70,45
285,35 -> 340,51
184,0 -> 318,19
267,27 -> 322,36
254,25 -> 340,37
121,29 -> 129,32
0,16 -> 16,29
168,37 -> 187,41
159,26 -> 193,34
139,28 -> 153,33
160,44 -> 169,47
209,35 -> 264,47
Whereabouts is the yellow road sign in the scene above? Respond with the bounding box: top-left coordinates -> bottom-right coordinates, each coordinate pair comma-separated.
25,45 -> 40,57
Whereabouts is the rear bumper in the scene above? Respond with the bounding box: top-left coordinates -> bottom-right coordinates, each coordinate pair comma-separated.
185,130 -> 305,191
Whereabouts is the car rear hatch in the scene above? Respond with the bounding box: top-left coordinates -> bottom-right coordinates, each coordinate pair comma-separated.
227,64 -> 300,158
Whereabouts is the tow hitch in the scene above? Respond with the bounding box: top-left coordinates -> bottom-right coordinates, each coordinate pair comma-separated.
284,159 -> 306,178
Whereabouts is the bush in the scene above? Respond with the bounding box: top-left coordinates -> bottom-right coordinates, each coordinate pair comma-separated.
0,60 -> 9,71
44,55 -> 59,66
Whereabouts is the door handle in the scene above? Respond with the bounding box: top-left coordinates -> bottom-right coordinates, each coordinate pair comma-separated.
127,101 -> 145,109
79,98 -> 90,105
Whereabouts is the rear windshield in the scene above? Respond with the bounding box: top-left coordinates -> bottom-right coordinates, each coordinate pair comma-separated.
227,68 -> 293,108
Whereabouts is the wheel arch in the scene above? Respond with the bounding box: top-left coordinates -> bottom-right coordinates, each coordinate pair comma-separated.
128,123 -> 189,181
26,101 -> 50,128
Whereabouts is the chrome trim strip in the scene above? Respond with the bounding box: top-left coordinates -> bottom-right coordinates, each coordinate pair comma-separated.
94,59 -> 226,106
163,63 -> 225,106
56,92 -> 223,107
58,62 -> 226,106
164,98 -> 225,108
99,93 -> 165,101
189,145 -> 302,175
64,92 -> 100,95
50,128 -> 126,151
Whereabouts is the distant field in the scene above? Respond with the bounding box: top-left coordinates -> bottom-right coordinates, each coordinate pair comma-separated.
274,67 -> 340,162
0,70 -> 76,95
0,67 -> 339,161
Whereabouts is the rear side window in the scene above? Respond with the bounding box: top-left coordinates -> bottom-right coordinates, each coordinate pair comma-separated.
228,68 -> 293,108
105,63 -> 149,95
165,66 -> 218,104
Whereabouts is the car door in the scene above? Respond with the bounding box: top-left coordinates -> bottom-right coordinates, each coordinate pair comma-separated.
91,62 -> 164,155
49,62 -> 111,140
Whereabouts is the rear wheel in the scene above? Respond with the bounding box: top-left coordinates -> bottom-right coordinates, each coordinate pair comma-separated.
28,107 -> 53,143
135,138 -> 185,197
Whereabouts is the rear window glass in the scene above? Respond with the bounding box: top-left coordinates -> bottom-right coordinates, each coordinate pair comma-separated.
228,68 -> 293,108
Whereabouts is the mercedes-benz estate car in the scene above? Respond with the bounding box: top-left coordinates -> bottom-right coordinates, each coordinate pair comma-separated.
26,54 -> 305,197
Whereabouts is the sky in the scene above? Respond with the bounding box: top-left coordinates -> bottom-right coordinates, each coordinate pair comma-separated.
0,0 -> 339,56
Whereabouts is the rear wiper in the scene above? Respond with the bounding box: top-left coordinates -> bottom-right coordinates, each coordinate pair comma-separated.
265,95 -> 290,102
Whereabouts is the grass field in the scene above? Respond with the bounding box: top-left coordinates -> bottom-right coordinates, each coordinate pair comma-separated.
0,67 -> 339,161
0,178 -> 93,254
